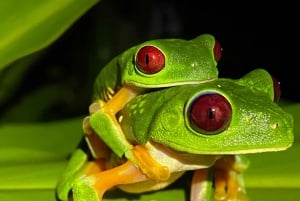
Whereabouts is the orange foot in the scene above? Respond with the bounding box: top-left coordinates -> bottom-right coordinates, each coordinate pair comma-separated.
72,160 -> 148,201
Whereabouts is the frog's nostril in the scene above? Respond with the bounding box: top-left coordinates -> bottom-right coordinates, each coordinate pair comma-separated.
272,123 -> 279,129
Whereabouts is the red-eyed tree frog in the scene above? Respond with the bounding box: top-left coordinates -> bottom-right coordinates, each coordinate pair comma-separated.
84,34 -> 222,178
56,68 -> 294,201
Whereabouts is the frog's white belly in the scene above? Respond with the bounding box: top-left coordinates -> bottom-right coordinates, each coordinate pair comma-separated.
117,141 -> 219,193
146,141 -> 220,173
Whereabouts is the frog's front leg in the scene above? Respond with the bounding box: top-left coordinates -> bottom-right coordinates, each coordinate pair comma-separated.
190,168 -> 214,201
92,85 -> 141,114
190,155 -> 249,201
83,116 -> 111,159
89,110 -> 170,180
213,155 -> 249,201
87,89 -> 170,181
83,85 -> 140,159
72,160 -> 148,201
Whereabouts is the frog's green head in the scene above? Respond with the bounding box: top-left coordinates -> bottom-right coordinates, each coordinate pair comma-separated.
119,34 -> 221,88
122,69 -> 294,155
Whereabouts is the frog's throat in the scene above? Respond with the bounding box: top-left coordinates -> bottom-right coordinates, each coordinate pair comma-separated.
146,141 -> 220,172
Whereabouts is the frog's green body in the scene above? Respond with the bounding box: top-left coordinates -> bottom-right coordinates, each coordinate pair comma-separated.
56,69 -> 294,201
120,69 -> 293,154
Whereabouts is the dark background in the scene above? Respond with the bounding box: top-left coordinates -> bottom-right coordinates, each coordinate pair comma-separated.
10,0 -> 298,121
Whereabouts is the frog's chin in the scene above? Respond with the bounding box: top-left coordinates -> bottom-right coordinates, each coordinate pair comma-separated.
145,141 -> 220,173
222,145 -> 293,155
170,144 -> 292,155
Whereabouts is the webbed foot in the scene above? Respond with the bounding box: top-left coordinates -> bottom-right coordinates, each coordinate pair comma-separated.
56,149 -> 89,201
72,160 -> 148,201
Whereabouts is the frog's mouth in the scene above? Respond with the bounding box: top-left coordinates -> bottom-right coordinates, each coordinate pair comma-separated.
126,79 -> 217,102
151,122 -> 294,156
163,137 -> 294,155
130,78 -> 217,92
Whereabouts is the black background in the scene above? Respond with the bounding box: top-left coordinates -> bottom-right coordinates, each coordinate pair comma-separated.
17,1 -> 298,120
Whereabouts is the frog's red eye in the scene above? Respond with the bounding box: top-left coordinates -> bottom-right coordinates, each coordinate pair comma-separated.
188,93 -> 232,134
136,46 -> 165,74
213,40 -> 222,62
272,76 -> 281,102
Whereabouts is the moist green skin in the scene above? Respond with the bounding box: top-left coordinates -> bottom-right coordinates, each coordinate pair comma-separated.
120,68 -> 294,154
56,68 -> 294,201
92,34 -> 219,101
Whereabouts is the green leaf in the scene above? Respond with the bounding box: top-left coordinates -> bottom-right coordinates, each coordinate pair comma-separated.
0,0 -> 100,69
245,141 -> 300,188
0,52 -> 42,105
0,190 -> 56,201
0,117 -> 83,164
0,161 -> 67,190
282,103 -> 300,141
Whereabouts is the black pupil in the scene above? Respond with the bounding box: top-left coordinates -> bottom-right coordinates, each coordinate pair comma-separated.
145,54 -> 149,65
208,108 -> 215,119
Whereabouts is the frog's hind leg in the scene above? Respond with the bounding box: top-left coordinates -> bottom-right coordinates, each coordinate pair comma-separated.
72,160 -> 149,201
56,128 -> 110,201
213,155 -> 249,201
56,149 -> 89,201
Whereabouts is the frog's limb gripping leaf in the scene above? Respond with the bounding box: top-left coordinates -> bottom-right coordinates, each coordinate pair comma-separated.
56,149 -> 88,201
213,156 -> 249,201
71,159 -> 109,201
72,160 -> 148,201
72,175 -> 100,201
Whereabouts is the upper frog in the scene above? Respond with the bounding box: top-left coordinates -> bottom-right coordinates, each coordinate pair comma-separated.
93,34 -> 221,101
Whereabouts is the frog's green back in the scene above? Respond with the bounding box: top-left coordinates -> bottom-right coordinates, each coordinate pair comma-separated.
121,69 -> 294,155
92,34 -> 219,101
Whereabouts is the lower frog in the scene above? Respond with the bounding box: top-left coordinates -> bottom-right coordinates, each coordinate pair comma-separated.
56,69 -> 294,201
